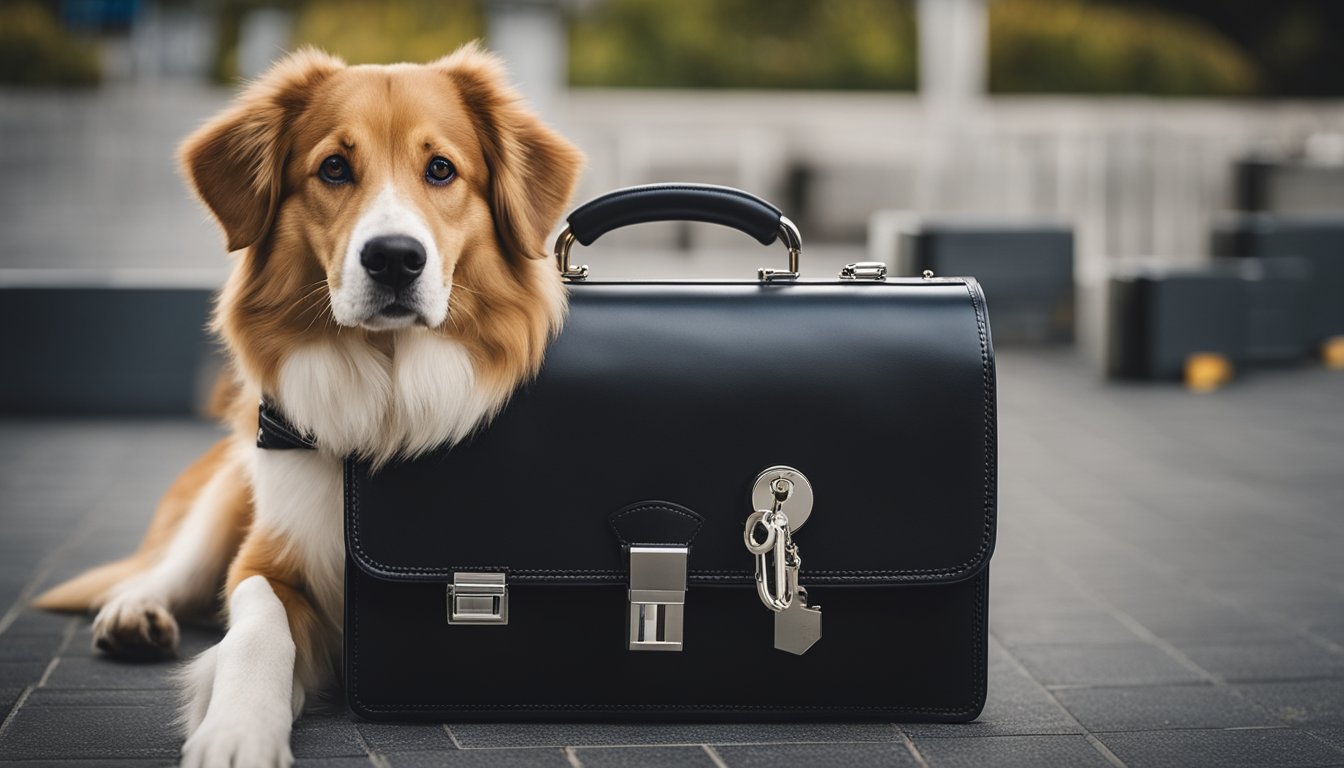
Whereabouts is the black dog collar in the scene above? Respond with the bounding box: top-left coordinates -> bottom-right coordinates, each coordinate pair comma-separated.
257,398 -> 317,450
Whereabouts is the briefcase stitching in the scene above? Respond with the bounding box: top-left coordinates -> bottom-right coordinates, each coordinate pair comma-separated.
345,281 -> 997,584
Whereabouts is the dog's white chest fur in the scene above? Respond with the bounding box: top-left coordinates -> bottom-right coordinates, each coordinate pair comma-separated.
274,331 -> 498,461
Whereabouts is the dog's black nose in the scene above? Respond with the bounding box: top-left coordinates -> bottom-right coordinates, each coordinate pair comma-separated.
360,235 -> 426,289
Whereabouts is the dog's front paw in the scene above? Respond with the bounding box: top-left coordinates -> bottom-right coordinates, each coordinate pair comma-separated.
180,716 -> 293,768
92,593 -> 179,658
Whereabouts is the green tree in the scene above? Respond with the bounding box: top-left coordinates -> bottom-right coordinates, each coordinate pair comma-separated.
989,0 -> 1260,96
569,0 -> 918,90
0,1 -> 101,87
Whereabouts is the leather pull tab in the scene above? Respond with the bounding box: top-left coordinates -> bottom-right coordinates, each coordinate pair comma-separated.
610,501 -> 703,652
609,501 -> 704,549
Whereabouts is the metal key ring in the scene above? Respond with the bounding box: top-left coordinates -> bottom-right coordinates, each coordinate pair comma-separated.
743,510 -> 777,555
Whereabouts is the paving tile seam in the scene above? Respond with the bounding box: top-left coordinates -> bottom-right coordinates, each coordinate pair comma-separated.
0,522 -> 101,637
896,730 -> 932,768
1025,548 -> 1340,731
701,744 -> 730,768
344,716 -> 379,763
1082,721 -> 1139,767
0,626 -> 70,744
1031,547 -> 1233,685
0,684 -> 36,741
980,639 -> 1131,767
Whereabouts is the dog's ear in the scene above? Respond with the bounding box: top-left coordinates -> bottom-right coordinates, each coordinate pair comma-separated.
179,48 -> 344,252
437,43 -> 584,260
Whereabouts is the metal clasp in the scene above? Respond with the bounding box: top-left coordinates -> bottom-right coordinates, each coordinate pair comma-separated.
628,546 -> 688,651
447,572 -> 508,625
839,262 -> 888,280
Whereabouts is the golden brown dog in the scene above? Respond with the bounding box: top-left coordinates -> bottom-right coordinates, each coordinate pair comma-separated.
34,43 -> 582,766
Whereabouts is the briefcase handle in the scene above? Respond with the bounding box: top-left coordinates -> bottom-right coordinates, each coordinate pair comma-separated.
553,183 -> 803,283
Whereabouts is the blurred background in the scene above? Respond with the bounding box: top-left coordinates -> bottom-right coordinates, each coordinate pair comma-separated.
2,0 -> 1343,410
4,9 -> 1343,763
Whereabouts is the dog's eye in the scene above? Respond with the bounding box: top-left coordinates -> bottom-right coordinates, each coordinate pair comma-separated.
319,155 -> 351,184
425,156 -> 456,186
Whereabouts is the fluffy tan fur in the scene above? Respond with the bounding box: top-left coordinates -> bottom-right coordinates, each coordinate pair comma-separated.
33,42 -> 583,684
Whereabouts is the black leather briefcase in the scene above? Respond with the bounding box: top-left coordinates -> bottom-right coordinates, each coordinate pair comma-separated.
344,184 -> 997,722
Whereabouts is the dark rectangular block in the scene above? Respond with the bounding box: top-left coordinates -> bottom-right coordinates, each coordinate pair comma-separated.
1234,158 -> 1344,216
1098,727 -> 1344,768
912,734 -> 1111,768
1107,265 -> 1246,380
899,219 -> 1074,344
1053,683 -> 1278,731
1214,214 -> 1344,345
0,286 -> 220,415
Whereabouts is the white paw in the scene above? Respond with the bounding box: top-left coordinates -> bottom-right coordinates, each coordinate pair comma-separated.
92,592 -> 179,658
180,716 -> 293,768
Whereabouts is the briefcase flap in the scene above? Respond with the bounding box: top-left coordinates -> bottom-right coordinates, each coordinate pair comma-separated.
346,279 -> 996,589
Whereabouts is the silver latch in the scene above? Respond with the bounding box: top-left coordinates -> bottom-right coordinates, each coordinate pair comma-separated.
839,262 -> 887,280
628,546 -> 688,651
447,572 -> 508,625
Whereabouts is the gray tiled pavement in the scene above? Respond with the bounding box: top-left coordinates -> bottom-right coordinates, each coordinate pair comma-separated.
0,350 -> 1342,766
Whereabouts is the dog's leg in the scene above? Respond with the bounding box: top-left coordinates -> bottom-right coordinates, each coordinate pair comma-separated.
179,574 -> 302,768
91,450 -> 249,657
180,450 -> 343,767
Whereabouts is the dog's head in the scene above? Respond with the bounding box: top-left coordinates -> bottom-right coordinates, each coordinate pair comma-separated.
182,44 -> 581,345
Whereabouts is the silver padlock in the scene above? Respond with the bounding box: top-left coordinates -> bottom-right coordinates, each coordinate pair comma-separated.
745,466 -> 822,655
775,588 -> 822,655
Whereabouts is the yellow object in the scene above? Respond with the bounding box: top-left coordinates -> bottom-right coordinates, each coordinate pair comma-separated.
1184,353 -> 1233,392
1323,337 -> 1344,370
